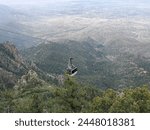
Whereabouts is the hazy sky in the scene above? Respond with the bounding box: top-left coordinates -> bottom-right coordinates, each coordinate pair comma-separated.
0,0 -> 149,5
0,0 -> 150,9
0,0 -> 74,5
0,0 -> 149,6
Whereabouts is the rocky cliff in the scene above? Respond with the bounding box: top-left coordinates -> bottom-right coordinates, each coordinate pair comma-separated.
0,41 -> 28,88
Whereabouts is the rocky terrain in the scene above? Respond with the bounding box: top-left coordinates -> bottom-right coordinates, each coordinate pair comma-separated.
0,42 -> 58,89
0,42 -> 28,88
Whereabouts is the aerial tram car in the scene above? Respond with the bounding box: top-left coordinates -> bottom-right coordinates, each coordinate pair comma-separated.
66,57 -> 77,76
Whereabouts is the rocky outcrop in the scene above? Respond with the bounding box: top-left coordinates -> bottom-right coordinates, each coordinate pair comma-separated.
15,70 -> 46,89
0,42 -> 28,88
0,41 -> 58,89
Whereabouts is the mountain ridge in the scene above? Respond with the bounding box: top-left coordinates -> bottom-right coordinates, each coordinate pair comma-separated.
0,42 -> 28,88
0,41 -> 59,89
21,39 -> 150,89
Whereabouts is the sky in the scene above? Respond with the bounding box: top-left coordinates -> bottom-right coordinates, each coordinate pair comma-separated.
0,0 -> 150,10
0,0 -> 150,6
0,0 -> 74,5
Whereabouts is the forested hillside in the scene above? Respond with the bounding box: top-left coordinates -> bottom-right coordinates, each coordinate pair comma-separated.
0,75 -> 150,113
22,40 -> 150,89
0,42 -> 150,113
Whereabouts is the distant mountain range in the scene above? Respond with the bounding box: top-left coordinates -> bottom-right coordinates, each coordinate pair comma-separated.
0,4 -> 41,48
1,38 -> 150,90
1,0 -> 150,49
21,38 -> 150,89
